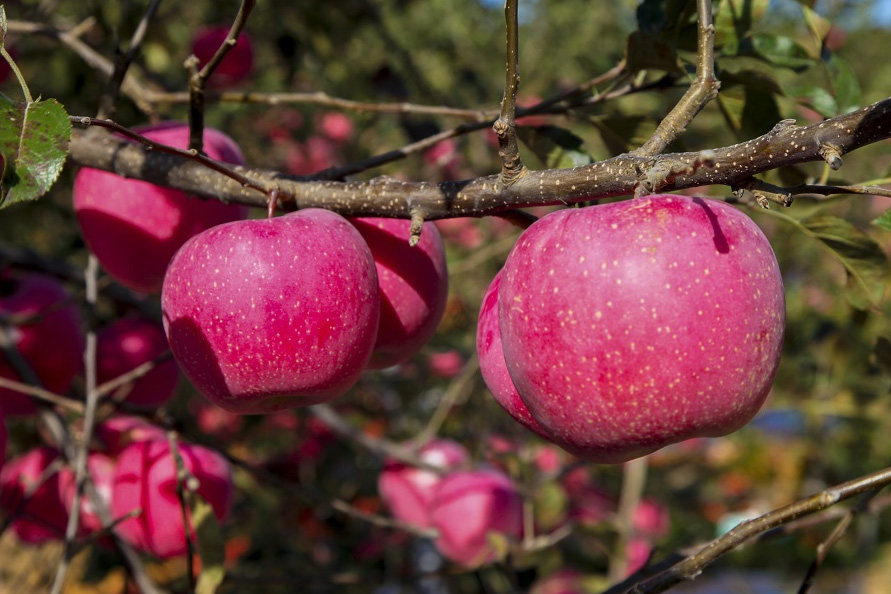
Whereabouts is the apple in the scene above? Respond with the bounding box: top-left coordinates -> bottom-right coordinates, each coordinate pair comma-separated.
318,112 -> 354,144
94,415 -> 168,456
96,316 -> 179,408
72,122 -> 248,294
350,217 -> 448,369
428,468 -> 523,567
191,25 -> 255,88
161,209 -> 380,413
0,270 -> 84,416
634,498 -> 670,539
0,411 -> 6,472
477,271 -> 548,437
0,446 -> 68,543
378,438 -> 468,529
498,195 -> 785,463
110,439 -> 233,559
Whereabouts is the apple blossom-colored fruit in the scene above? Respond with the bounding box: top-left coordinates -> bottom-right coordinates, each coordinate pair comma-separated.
477,271 -> 548,437
111,439 -> 233,559
191,25 -> 255,88
499,195 -> 785,463
633,498 -> 670,539
58,451 -> 115,536
378,438 -> 469,529
351,217 -> 448,369
73,122 -> 247,293
94,415 -> 168,456
318,112 -> 354,143
427,349 -> 464,378
97,317 -> 179,408
0,447 -> 68,543
161,209 -> 380,413
429,468 -> 523,567
0,270 -> 84,416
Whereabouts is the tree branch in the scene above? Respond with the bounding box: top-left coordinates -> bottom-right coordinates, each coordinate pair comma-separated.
67,98 -> 891,217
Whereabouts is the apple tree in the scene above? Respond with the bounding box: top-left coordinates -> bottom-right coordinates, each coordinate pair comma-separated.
2,0 -> 891,592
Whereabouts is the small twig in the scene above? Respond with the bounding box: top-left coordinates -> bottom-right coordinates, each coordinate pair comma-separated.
95,0 -> 161,119
493,0 -> 526,187
409,355 -> 480,447
634,0 -> 720,156
610,457 -> 649,582
0,376 -> 84,412
167,431 -> 198,592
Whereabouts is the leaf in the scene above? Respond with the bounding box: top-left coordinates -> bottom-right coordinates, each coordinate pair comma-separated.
824,53 -> 861,115
718,61 -> 785,96
750,34 -> 814,70
714,0 -> 769,47
800,216 -> 888,310
588,115 -> 655,156
187,491 -> 226,594
0,6 -> 7,46
0,96 -> 71,208
787,84 -> 838,118
516,125 -> 593,170
625,30 -> 680,74
873,208 -> 891,232
801,4 -> 831,50
741,87 -> 781,139
873,336 -> 891,376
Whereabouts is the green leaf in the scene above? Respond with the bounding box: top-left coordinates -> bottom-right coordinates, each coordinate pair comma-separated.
625,30 -> 680,74
787,85 -> 838,118
873,336 -> 891,376
188,491 -> 226,594
588,115 -> 655,157
824,53 -> 861,115
784,215 -> 888,310
872,208 -> 891,232
801,4 -> 831,49
741,87 -> 781,139
516,125 -> 593,170
0,6 -> 7,47
0,96 -> 71,208
714,0 -> 769,47
750,34 -> 814,70
718,60 -> 785,96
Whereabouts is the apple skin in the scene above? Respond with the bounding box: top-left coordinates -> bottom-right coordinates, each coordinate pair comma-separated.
428,468 -> 524,567
476,271 -> 548,437
0,411 -> 6,472
96,317 -> 179,408
191,25 -> 255,88
161,209 -> 380,413
0,447 -> 69,544
110,439 -> 233,559
377,438 -> 468,529
499,195 -> 785,463
95,415 -> 169,456
73,122 -> 247,294
350,218 -> 448,369
0,270 -> 84,416
58,451 -> 115,537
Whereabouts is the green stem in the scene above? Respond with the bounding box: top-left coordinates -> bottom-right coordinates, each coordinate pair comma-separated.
1,45 -> 33,103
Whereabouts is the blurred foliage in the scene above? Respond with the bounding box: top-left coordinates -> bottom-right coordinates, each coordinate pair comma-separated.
1,0 -> 891,592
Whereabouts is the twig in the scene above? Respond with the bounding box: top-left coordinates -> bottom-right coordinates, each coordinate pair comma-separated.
617,465 -> 891,594
409,355 -> 480,447
634,0 -> 719,157
610,457 -> 649,582
493,0 -> 526,187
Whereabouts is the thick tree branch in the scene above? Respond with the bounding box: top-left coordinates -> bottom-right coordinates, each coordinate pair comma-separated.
67,98 -> 891,217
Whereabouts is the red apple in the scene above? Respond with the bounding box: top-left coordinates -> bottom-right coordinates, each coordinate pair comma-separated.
191,25 -> 255,88
633,498 -> 670,539
378,438 -> 468,529
318,112 -> 354,144
111,439 -> 233,559
96,316 -> 179,408
351,217 -> 448,369
161,209 -> 380,413
94,415 -> 168,456
0,447 -> 68,543
428,468 -> 523,567
72,122 -> 248,293
499,195 -> 785,463
477,271 -> 548,437
0,270 -> 84,416
0,411 -> 6,472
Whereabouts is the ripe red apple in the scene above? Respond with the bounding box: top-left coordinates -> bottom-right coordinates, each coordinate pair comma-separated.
477,271 -> 548,437
191,25 -> 255,88
0,447 -> 68,543
0,270 -> 84,416
96,316 -> 179,408
499,195 -> 785,463
94,415 -> 168,456
161,209 -> 380,413
72,122 -> 248,293
0,411 -> 6,472
318,112 -> 354,144
350,217 -> 448,369
378,438 -> 468,528
111,439 -> 233,559
428,468 -> 523,567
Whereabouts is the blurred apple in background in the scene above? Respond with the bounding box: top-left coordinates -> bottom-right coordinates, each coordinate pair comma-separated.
0,447 -> 68,543
0,270 -> 84,416
190,25 -> 255,88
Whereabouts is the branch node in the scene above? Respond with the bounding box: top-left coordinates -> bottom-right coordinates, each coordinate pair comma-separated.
409,208 -> 425,247
818,143 -> 843,170
767,118 -> 798,139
